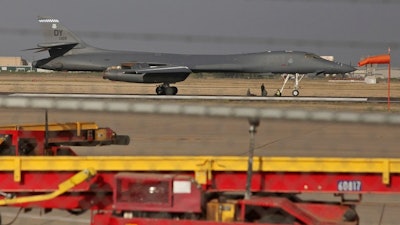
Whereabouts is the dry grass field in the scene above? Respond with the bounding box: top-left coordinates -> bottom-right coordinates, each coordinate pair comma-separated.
0,72 -> 397,96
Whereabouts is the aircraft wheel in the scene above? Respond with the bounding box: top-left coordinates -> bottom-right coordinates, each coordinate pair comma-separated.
156,86 -> 165,95
172,87 -> 178,95
165,87 -> 175,95
292,90 -> 299,97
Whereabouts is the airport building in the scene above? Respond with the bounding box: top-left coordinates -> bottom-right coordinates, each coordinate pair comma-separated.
0,56 -> 33,72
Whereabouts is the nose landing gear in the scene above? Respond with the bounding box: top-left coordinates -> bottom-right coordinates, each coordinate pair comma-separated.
276,73 -> 304,97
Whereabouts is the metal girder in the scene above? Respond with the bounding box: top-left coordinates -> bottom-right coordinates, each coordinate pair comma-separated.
0,122 -> 98,131
0,156 -> 399,187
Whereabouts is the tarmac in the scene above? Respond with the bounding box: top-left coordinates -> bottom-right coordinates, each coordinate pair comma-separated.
0,74 -> 399,225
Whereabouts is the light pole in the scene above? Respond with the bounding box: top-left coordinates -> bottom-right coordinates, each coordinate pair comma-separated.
245,117 -> 260,199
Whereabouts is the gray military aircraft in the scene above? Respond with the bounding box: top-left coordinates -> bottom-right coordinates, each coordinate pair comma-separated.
31,16 -> 355,96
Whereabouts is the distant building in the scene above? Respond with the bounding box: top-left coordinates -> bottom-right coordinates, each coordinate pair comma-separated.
0,56 -> 33,72
0,56 -> 26,66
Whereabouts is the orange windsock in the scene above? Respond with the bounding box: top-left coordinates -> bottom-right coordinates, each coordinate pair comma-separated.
358,54 -> 390,67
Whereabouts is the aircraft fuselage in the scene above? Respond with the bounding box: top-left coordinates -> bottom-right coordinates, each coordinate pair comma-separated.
33,49 -> 354,75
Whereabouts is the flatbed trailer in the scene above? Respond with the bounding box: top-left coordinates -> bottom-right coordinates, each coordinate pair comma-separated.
0,122 -> 130,156
1,156 -> 400,225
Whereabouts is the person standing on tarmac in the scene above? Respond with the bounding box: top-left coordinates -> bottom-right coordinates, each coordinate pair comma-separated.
260,83 -> 267,96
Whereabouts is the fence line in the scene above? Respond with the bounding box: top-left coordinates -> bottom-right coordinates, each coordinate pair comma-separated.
1,96 -> 400,125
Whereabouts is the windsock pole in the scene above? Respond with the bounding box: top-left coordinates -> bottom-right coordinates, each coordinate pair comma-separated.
388,48 -> 391,111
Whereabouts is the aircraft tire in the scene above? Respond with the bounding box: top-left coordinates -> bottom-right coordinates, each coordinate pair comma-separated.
156,86 -> 165,95
292,90 -> 299,97
172,87 -> 178,95
165,87 -> 175,95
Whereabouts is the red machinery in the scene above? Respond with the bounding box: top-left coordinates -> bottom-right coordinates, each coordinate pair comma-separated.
0,122 -> 130,156
2,156 -> 400,225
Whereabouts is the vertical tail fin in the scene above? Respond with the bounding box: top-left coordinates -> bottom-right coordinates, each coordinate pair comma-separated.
36,16 -> 89,56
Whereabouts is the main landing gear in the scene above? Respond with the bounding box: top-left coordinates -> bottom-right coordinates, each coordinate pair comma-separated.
274,73 -> 304,97
156,83 -> 178,95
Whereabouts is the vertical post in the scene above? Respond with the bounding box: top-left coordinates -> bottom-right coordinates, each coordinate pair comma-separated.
245,118 -> 260,200
388,48 -> 391,111
45,109 -> 49,152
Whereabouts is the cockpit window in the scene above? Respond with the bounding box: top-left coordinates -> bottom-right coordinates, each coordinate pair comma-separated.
305,53 -> 322,59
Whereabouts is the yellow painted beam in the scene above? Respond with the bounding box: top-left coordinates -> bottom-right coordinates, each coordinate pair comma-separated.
0,156 -> 397,173
0,156 -> 399,185
0,122 -> 98,131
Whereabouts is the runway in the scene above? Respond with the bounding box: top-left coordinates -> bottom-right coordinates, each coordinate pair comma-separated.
10,93 -> 365,100
9,93 -> 397,103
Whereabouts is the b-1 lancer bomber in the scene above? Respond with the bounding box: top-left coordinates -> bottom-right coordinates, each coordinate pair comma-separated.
31,17 -> 355,96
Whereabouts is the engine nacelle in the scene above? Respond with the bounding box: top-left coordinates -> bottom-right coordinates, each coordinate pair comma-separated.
103,68 -> 190,84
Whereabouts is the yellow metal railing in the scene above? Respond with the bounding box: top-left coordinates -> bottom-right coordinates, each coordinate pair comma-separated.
0,122 -> 98,132
1,156 -> 400,185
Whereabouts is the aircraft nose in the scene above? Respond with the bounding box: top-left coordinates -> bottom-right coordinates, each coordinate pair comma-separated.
330,62 -> 356,74
341,63 -> 356,73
